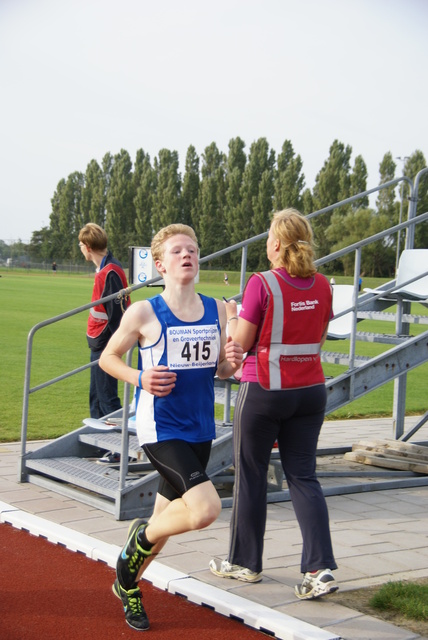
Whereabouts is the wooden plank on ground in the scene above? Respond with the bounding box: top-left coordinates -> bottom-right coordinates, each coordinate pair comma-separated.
351,439 -> 428,463
344,450 -> 428,474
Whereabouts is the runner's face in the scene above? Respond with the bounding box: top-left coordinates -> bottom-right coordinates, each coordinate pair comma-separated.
158,234 -> 199,280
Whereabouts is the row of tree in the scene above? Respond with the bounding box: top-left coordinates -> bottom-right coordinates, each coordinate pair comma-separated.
14,139 -> 428,275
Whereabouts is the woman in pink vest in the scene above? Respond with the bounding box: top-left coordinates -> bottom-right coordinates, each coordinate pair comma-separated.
210,208 -> 338,600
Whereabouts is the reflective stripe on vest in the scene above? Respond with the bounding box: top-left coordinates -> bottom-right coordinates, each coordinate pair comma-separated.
89,308 -> 108,321
256,270 -> 324,390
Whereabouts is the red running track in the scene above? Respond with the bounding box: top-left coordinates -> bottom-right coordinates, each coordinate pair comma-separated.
0,524 -> 267,639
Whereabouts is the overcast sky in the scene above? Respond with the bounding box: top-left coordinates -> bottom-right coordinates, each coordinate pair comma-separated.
1,0 -> 427,243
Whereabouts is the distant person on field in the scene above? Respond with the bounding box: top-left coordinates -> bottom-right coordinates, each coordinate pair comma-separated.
224,272 -> 229,285
51,261 -> 57,274
99,223 -> 243,631
78,223 -> 130,420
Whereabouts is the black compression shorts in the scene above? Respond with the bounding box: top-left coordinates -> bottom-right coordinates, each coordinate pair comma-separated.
143,439 -> 212,501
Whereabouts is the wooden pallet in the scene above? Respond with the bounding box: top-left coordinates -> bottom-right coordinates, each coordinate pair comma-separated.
344,439 -> 428,474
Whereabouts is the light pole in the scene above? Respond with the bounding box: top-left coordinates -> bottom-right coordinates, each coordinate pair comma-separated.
395,155 -> 409,274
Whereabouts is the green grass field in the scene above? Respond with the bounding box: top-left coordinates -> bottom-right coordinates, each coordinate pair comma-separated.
1,268 -> 427,442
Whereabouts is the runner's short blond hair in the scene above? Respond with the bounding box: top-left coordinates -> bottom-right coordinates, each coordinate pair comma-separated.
151,224 -> 198,262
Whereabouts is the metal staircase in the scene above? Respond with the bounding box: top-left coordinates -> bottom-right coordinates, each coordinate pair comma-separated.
18,171 -> 428,519
21,308 -> 428,520
22,420 -> 233,519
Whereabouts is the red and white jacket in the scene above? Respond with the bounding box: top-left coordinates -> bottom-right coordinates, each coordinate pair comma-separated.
253,270 -> 332,390
87,252 -> 130,351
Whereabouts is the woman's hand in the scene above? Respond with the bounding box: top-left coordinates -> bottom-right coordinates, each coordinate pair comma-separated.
223,299 -> 238,320
224,336 -> 244,370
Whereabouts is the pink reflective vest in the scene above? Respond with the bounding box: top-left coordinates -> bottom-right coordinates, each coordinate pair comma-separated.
253,270 -> 332,390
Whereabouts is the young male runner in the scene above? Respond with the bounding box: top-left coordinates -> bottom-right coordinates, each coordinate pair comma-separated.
100,223 -> 243,630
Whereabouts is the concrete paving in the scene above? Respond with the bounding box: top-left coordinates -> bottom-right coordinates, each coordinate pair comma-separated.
1,416 -> 428,640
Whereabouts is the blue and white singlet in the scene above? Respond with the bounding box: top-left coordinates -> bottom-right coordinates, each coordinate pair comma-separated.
135,294 -> 221,445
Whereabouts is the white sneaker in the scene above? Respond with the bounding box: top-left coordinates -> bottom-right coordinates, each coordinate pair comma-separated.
295,569 -> 338,599
96,451 -> 120,464
209,559 -> 262,583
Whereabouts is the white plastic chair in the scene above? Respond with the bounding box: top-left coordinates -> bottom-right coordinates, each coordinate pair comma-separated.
327,284 -> 356,339
395,249 -> 428,299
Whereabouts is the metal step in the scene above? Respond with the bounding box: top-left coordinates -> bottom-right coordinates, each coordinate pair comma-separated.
321,351 -> 370,366
355,331 -> 410,345
358,310 -> 428,325
78,432 -> 147,460
77,425 -> 233,464
24,456 -> 139,498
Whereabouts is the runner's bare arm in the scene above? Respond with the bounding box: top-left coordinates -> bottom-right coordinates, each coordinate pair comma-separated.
99,301 -> 177,397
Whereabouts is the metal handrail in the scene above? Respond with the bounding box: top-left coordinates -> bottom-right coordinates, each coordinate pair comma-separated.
19,170 -> 428,467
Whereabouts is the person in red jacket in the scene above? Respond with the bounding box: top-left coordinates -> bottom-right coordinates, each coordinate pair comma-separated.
210,208 -> 338,600
78,223 -> 130,420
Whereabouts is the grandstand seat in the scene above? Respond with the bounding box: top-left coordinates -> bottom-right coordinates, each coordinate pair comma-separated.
395,249 -> 428,300
327,284 -> 356,339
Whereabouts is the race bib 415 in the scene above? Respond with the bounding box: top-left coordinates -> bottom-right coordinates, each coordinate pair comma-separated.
167,325 -> 219,370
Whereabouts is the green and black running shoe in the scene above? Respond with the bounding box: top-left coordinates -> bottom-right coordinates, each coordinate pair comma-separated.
116,518 -> 152,590
112,578 -> 150,631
